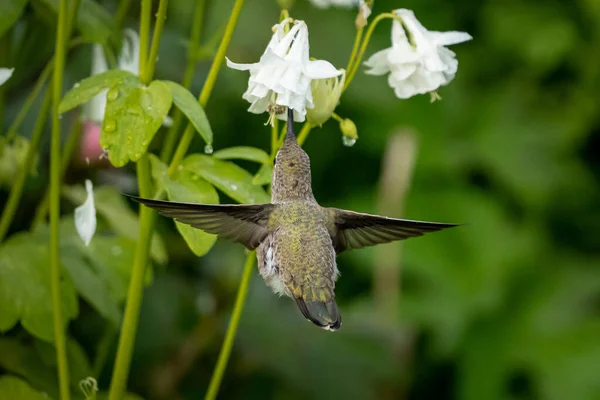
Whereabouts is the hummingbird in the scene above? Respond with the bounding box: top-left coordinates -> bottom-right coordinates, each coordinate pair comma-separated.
127,109 -> 457,331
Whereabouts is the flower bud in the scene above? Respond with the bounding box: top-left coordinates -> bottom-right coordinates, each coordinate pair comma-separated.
339,118 -> 358,147
306,70 -> 345,126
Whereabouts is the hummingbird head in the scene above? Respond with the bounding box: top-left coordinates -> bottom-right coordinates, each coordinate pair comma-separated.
271,109 -> 315,203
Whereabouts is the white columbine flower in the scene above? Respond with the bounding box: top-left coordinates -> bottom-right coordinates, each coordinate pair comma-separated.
0,68 -> 14,86
364,9 -> 472,99
74,179 -> 97,246
84,29 -> 171,126
226,18 -> 342,122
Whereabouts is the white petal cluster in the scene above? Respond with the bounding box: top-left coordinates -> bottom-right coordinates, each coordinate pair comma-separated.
74,180 -> 97,246
364,9 -> 471,99
226,18 -> 342,122
0,68 -> 14,87
84,30 -> 171,126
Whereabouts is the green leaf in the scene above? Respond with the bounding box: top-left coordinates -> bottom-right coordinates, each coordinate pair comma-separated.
213,146 -> 270,165
62,185 -> 168,264
100,77 -> 172,167
148,153 -> 168,192
39,0 -> 118,45
252,163 -> 273,186
34,338 -> 93,392
0,338 -> 59,399
0,0 -> 28,37
164,171 -> 219,256
0,136 -> 38,188
162,80 -> 213,146
61,252 -> 122,326
0,233 -> 78,342
59,70 -> 135,114
0,375 -> 50,400
182,154 -> 270,204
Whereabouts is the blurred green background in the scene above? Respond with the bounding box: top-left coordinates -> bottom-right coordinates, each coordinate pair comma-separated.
1,0 -> 600,399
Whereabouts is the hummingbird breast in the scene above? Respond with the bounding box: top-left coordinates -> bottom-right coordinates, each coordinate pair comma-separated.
256,202 -> 339,302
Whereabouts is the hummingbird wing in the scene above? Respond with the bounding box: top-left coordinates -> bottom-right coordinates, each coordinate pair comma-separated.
329,208 -> 458,253
126,195 -> 275,250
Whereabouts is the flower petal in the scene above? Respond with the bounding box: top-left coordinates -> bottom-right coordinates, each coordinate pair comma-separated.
225,57 -> 256,71
0,68 -> 14,87
118,29 -> 140,74
74,179 -> 97,247
429,31 -> 472,47
304,60 -> 342,79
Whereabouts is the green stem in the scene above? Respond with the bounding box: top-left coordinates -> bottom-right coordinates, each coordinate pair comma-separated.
50,0 -> 71,398
138,0 -> 152,82
343,26 -> 363,91
0,92 -> 51,241
296,122 -> 313,146
167,0 -> 245,176
108,156 -> 155,400
205,252 -> 255,400
270,117 -> 279,161
115,0 -> 133,28
159,0 -> 206,162
5,62 -> 52,142
30,117 -> 82,230
108,1 -> 168,397
344,13 -> 399,91
143,0 -> 169,83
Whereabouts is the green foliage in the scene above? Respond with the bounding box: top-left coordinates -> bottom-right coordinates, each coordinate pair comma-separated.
0,375 -> 49,400
99,76 -> 172,167
59,70 -> 135,114
0,0 -> 28,38
0,233 -> 78,342
182,154 -> 270,204
212,146 -> 273,186
0,136 -> 37,188
38,0 -> 119,45
162,80 -> 214,147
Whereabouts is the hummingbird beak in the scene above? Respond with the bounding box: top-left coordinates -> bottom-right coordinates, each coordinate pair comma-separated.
285,107 -> 296,143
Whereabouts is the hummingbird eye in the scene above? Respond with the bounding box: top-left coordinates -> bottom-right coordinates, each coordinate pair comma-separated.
289,162 -> 295,167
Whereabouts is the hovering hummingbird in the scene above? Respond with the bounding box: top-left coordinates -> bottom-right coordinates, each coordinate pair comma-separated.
128,109 -> 457,331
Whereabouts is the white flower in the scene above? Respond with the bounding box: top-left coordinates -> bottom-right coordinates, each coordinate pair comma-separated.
364,9 -> 472,99
84,29 -> 172,126
0,68 -> 14,86
74,179 -> 96,246
226,18 -> 342,122
306,70 -> 345,126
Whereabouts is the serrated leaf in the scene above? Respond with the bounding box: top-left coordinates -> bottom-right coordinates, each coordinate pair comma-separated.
162,81 -> 213,146
164,171 -> 219,256
59,69 -> 135,114
0,233 -> 78,342
0,376 -> 49,400
0,0 -> 28,37
0,338 -> 59,399
182,154 -> 270,204
100,77 -> 172,167
62,185 -> 168,264
40,0 -> 118,45
252,163 -> 273,186
213,146 -> 270,165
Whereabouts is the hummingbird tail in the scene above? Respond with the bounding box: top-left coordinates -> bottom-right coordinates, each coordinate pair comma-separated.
294,297 -> 341,331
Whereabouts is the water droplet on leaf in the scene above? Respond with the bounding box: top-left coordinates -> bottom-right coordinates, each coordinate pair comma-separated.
342,135 -> 356,147
104,119 -> 116,132
73,82 -> 80,88
204,144 -> 213,154
230,184 -> 238,191
107,88 -> 119,101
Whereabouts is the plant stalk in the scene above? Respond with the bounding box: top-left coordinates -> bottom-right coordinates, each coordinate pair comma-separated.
296,122 -> 313,146
167,0 -> 246,176
160,0 -> 206,162
143,0 -> 169,84
108,2 -> 168,398
50,0 -> 71,397
205,252 -> 255,400
0,92 -> 51,242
